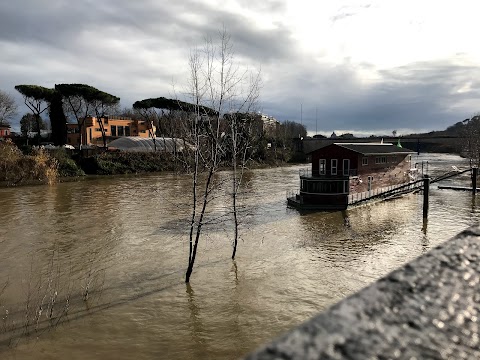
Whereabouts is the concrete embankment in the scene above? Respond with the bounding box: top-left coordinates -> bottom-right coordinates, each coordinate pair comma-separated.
245,226 -> 480,359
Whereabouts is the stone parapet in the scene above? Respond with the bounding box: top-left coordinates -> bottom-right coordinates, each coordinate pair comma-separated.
245,226 -> 480,359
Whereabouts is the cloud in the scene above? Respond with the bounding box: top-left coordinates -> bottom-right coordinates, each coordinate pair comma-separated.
330,3 -> 373,23
0,0 -> 479,136
261,58 -> 480,134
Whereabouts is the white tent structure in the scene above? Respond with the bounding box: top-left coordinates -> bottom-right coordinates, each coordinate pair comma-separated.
108,137 -> 192,153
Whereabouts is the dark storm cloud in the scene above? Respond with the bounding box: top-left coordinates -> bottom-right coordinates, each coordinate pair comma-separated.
0,0 -> 295,128
262,59 -> 480,134
0,0 -> 479,135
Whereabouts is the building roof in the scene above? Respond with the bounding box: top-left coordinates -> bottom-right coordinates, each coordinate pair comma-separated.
108,136 -> 193,153
333,142 -> 415,155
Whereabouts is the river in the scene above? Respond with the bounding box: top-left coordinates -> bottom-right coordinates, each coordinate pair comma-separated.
0,153 -> 478,359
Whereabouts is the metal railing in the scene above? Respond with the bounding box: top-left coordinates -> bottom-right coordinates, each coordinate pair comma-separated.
430,168 -> 472,184
348,180 -> 424,205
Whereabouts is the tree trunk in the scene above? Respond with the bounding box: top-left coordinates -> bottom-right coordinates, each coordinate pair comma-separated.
35,114 -> 42,145
232,191 -> 239,260
185,146 -> 215,283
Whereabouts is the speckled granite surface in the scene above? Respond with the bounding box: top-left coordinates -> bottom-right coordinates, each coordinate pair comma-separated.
245,226 -> 480,360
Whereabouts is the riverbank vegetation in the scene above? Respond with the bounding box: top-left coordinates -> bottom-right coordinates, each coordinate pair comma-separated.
0,139 -> 58,186
0,136 -> 296,186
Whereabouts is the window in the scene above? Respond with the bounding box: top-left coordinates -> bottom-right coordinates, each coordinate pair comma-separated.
89,128 -> 92,141
111,125 -> 117,136
375,156 -> 386,164
95,128 -> 102,132
331,159 -> 337,175
362,157 -> 368,166
343,159 -> 350,176
118,126 -> 124,136
319,159 -> 326,175
125,126 -> 130,136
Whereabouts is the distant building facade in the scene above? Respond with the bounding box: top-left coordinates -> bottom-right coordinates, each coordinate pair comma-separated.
0,124 -> 11,138
257,114 -> 280,136
67,116 -> 155,147
223,112 -> 280,138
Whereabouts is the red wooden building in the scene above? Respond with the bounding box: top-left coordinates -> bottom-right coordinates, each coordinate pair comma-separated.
288,143 -> 415,210
0,124 -> 11,139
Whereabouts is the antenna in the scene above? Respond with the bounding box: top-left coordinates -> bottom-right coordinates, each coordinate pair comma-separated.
315,107 -> 318,135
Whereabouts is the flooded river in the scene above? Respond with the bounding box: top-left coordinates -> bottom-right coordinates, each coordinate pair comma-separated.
0,153 -> 478,359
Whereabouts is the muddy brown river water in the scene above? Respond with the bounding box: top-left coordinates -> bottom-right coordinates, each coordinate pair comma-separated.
0,153 -> 478,359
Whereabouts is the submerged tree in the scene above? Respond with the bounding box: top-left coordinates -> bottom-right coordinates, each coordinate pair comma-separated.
15,85 -> 54,144
183,28 -> 261,282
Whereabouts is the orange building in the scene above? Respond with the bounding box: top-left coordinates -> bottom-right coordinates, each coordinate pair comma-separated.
0,124 -> 11,138
66,116 -> 155,147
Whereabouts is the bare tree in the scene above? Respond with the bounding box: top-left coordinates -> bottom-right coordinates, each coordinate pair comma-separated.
462,115 -> 480,167
183,28 -> 261,282
228,76 -> 261,260
91,94 -> 120,148
56,84 -> 119,148
14,85 -> 54,144
55,84 -> 94,149
0,91 -> 18,126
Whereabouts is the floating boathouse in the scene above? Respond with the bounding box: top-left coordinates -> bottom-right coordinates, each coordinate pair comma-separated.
287,142 -> 416,210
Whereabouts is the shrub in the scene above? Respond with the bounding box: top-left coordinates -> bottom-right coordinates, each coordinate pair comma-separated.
0,140 -> 58,185
79,151 -> 179,175
49,148 -> 85,177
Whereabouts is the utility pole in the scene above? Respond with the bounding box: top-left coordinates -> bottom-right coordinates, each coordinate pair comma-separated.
423,175 -> 430,219
300,103 -> 303,126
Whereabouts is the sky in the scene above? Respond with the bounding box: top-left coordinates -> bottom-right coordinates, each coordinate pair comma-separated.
1,0 -> 480,136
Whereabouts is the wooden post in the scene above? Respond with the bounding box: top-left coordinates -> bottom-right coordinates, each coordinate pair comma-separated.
423,175 -> 430,219
473,167 -> 478,195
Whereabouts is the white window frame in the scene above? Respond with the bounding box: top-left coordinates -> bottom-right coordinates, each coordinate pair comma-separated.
319,159 -> 326,175
331,159 -> 338,175
362,157 -> 368,166
343,159 -> 350,176
375,156 -> 387,164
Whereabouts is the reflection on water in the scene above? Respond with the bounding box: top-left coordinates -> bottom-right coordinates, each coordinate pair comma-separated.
0,153 -> 478,359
